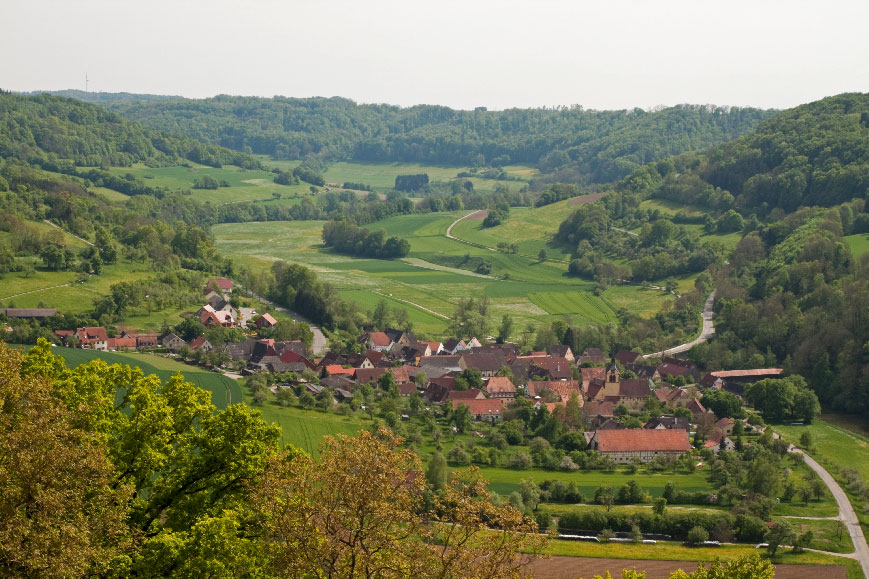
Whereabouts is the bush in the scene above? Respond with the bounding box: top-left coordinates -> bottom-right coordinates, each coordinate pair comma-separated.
507,451 -> 533,469
687,526 -> 710,546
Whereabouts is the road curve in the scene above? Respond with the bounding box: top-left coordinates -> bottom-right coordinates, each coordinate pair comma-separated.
791,445 -> 869,578
242,289 -> 328,356
641,289 -> 716,360
445,210 -> 488,241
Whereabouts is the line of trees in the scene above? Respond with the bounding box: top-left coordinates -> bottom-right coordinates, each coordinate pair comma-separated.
321,219 -> 410,259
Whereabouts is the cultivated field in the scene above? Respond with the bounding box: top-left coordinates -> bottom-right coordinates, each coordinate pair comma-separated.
213,207 -> 675,337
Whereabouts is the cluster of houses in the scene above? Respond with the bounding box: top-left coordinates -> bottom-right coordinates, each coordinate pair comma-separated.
19,276 -> 782,466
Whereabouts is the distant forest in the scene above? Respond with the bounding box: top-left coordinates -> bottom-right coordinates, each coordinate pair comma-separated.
38,91 -> 775,185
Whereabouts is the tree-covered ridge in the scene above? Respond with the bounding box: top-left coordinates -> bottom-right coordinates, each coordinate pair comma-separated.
73,92 -> 774,183
621,93 -> 869,214
0,92 -> 261,170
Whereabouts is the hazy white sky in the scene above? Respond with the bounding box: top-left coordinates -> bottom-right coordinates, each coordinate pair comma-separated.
3,0 -> 868,110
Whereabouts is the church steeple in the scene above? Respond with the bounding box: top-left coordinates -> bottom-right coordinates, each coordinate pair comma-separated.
605,356 -> 621,397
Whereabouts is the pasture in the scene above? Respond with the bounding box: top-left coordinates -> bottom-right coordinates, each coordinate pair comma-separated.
107,162 -> 309,203
259,159 -> 535,194
48,347 -> 242,409
845,233 -> 869,258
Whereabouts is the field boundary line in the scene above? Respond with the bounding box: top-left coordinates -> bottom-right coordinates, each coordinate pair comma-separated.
372,291 -> 450,320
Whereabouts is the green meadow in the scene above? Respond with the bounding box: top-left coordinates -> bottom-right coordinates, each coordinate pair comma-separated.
213,209 -> 676,337
259,158 -> 535,194
107,162 -> 309,203
34,347 -> 242,409
845,233 -> 869,258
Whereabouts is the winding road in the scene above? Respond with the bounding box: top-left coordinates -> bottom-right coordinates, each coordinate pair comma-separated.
641,289 -> 716,359
777,436 -> 869,577
242,288 -> 328,356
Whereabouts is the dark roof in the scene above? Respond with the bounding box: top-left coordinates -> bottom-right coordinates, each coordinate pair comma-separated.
423,383 -> 451,403
460,353 -> 504,372
549,345 -> 573,358
529,357 -> 574,379
473,343 -> 518,356
662,357 -> 698,370
619,378 -> 653,398
443,338 -> 465,351
615,349 -> 641,366
447,388 -> 484,401
1,308 -> 57,318
625,363 -> 657,379
582,347 -> 605,358
224,339 -> 258,360
419,355 -> 461,368
355,368 -> 388,384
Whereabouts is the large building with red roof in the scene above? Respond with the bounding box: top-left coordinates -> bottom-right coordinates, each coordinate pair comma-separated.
588,429 -> 691,463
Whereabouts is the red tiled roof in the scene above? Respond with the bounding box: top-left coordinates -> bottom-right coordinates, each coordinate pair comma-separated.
109,337 -> 138,349
486,376 -> 516,394
527,380 -> 582,402
594,429 -> 691,453
581,367 -> 606,386
448,388 -> 485,401
207,278 -> 234,290
189,336 -> 210,350
452,398 -> 504,415
368,332 -> 392,347
326,365 -> 355,376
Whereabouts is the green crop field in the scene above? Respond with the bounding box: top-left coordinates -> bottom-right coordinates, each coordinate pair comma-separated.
845,233 -> 869,258
213,205 -> 685,336
107,162 -> 308,204
47,347 -> 242,409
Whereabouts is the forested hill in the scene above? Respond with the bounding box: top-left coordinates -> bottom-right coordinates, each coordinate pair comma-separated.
0,92 -> 261,171
48,91 -> 774,184
622,93 -> 869,214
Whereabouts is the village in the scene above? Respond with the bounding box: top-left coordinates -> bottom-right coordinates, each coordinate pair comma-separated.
13,277 -> 788,466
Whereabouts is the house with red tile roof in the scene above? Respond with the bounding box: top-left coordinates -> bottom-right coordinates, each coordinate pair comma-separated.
108,336 -> 138,350
75,327 -> 109,351
359,331 -> 394,352
447,388 -> 486,402
256,312 -> 277,329
326,365 -> 355,377
485,376 -> 516,399
206,278 -> 234,293
587,429 -> 691,463
451,398 -> 505,422
189,336 -> 213,352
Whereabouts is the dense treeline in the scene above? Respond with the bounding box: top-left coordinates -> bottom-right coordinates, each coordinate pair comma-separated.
0,92 -> 261,170
616,93 -> 869,215
59,92 -> 774,184
321,220 -> 410,259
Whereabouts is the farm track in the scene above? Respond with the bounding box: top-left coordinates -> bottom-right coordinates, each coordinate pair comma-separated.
372,291 -> 450,320
43,219 -> 95,246
445,210 -> 570,264
0,282 -> 74,301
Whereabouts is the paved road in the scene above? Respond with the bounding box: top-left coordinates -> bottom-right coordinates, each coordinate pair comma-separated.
641,289 -> 716,359
793,446 -> 869,577
243,289 -> 328,356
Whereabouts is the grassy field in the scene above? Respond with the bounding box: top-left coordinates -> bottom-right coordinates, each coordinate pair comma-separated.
259,159 -> 535,194
47,347 -> 242,409
213,214 -> 677,337
845,233 -> 869,258
477,467 -> 711,498
775,420 -> 869,481
543,540 -> 863,579
107,162 -> 309,204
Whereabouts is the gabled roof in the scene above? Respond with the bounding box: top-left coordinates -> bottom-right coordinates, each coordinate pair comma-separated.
584,399 -> 616,419
527,380 -> 582,401
207,278 -> 234,290
486,376 -> 516,395
451,398 -> 504,415
619,378 -> 654,398
279,350 -> 315,369
326,365 -> 355,376
368,332 -> 392,347
418,355 -> 461,368
460,352 -> 504,372
355,367 -> 388,384
443,338 -> 466,351
580,367 -> 606,387
189,336 -> 211,350
77,326 -> 108,342
259,312 -> 277,326
593,429 -> 691,453
615,349 -> 641,366
657,363 -> 695,378
447,388 -> 485,401
529,357 -> 574,379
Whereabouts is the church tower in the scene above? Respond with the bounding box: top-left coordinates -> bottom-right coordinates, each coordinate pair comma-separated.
604,357 -> 621,397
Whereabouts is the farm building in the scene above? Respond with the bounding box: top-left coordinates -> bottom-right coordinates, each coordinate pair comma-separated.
587,429 -> 691,463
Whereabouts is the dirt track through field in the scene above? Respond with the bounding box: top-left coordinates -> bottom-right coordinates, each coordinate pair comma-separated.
529,556 -> 846,579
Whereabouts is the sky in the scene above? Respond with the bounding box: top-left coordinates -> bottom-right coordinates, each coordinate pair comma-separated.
3,0 -> 868,111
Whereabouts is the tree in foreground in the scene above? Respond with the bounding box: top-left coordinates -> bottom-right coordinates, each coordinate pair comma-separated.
252,427 -> 546,578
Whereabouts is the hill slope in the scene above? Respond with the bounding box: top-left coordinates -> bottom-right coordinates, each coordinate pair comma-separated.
46,91 -> 775,184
